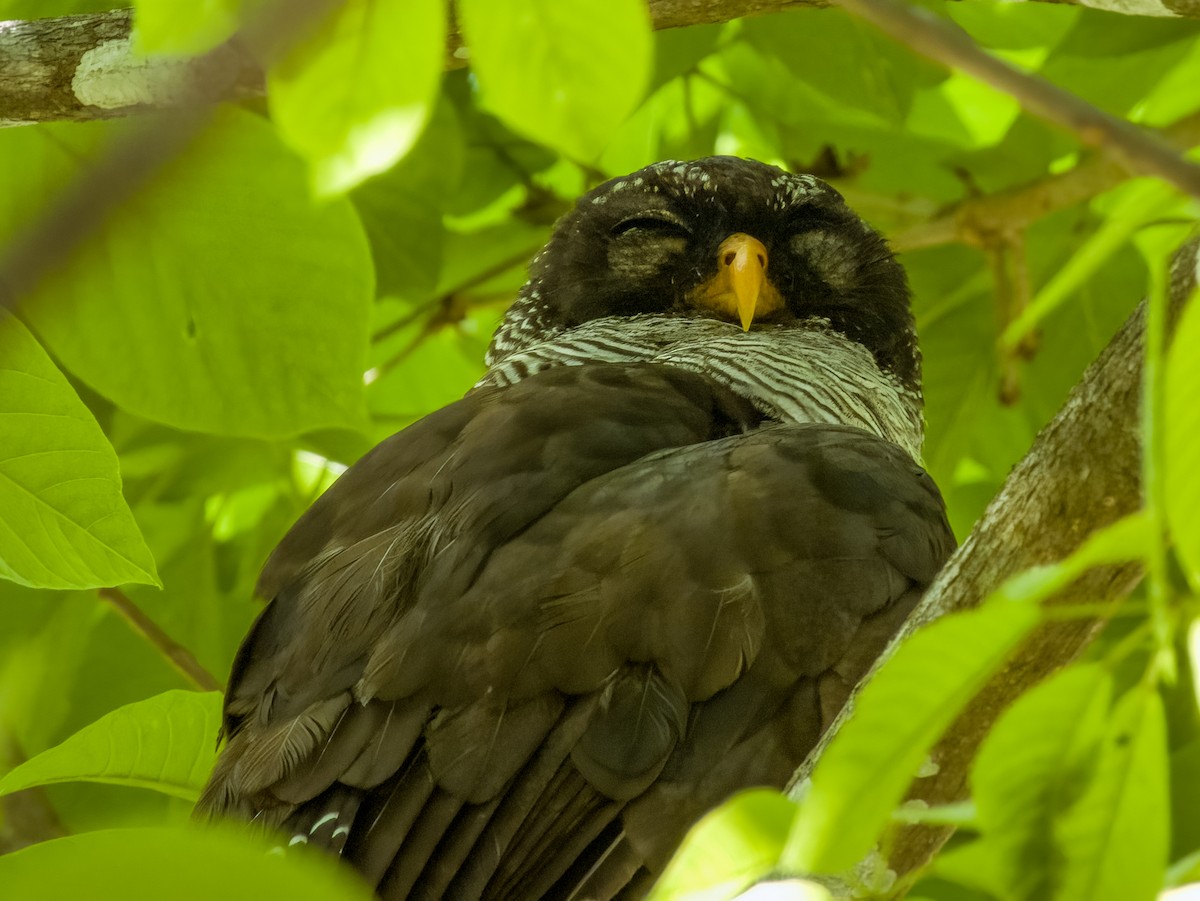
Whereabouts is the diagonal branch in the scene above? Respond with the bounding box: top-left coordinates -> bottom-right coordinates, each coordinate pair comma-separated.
892,110 -> 1200,253
839,0 -> 1200,200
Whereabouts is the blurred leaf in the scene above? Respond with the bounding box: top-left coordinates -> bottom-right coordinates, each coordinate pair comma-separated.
1003,179 -> 1181,349
0,0 -> 115,14
1170,736 -> 1200,863
649,790 -> 808,901
352,99 -> 463,298
0,315 -> 158,590
928,839 -> 1007,898
1166,281 -> 1200,589
0,825 -> 375,901
442,71 -> 559,215
1055,686 -> 1169,901
133,0 -> 241,56
782,599 -> 1041,873
650,24 -> 724,92
0,588 -> 100,754
268,0 -> 445,195
0,690 -> 220,801
946,0 -> 1078,53
458,0 -> 652,160
1039,14 -> 1200,117
972,665 -> 1112,900
1139,40 -> 1200,125
743,9 -> 945,125
6,110 -> 372,438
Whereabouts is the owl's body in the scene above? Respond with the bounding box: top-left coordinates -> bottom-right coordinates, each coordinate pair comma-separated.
197,158 -> 953,899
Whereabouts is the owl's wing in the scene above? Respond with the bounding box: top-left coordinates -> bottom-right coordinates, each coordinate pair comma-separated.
196,362 -> 953,900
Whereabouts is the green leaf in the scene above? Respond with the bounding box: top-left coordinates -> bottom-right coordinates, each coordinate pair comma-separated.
1055,686 -> 1169,901
1002,179 -> 1182,349
0,315 -> 158,590
457,0 -> 652,160
133,0 -> 242,56
649,790 -> 817,901
1166,282 -> 1200,589
782,599 -> 1041,873
972,664 -> 1112,900
986,511 -> 1151,609
352,98 -> 462,298
0,690 -> 221,801
743,9 -> 944,125
5,110 -> 372,439
268,0 -> 445,195
0,825 -> 375,901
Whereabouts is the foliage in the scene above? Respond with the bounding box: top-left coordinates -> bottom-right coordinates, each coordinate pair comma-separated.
0,0 -> 1199,898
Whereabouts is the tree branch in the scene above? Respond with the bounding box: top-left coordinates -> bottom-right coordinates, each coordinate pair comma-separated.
0,10 -> 260,126
789,233 -> 1200,896
839,0 -> 1200,200
892,110 -> 1200,253
4,0 -> 1200,127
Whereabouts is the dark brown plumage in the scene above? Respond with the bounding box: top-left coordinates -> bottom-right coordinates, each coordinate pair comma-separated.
197,157 -> 954,899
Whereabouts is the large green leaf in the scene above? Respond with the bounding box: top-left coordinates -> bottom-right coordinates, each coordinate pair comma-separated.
0,690 -> 220,801
972,665 -> 1112,900
0,315 -> 158,589
1166,279 -> 1200,589
6,110 -> 372,439
1054,686 -> 1169,901
782,599 -> 1041,874
268,0 -> 445,195
457,0 -> 652,161
0,826 -> 374,900
649,790 -> 812,901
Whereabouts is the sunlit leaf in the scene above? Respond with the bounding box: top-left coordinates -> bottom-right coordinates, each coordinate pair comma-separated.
1166,283 -> 1200,589
782,599 -> 1041,873
972,664 -> 1112,900
1055,686 -> 1169,901
457,0 -> 652,160
268,0 -> 445,195
133,0 -> 242,56
649,790 -> 809,901
1003,179 -> 1181,349
0,315 -> 158,590
352,98 -> 463,298
0,825 -> 374,900
0,690 -> 221,801
5,110 -> 372,438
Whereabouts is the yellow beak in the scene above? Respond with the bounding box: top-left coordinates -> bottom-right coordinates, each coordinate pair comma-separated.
689,233 -> 782,331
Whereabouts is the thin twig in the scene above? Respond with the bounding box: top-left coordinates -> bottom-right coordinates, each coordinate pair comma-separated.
372,245 -> 543,346
839,0 -> 1200,199
98,587 -> 222,692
